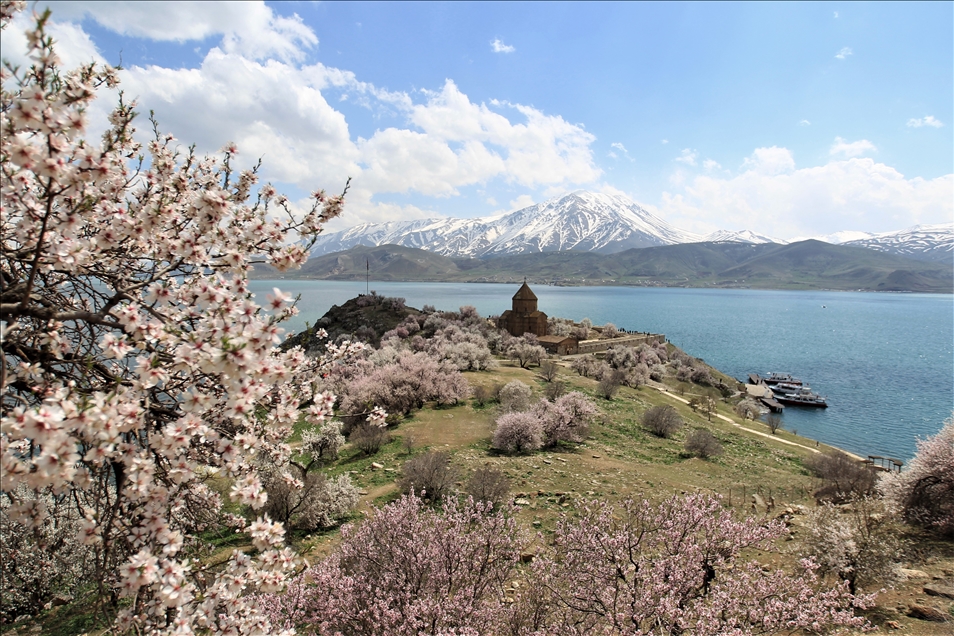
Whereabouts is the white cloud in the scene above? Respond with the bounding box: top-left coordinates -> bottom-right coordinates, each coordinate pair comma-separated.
834,11 -> 839,18
829,137 -> 876,158
3,5 -> 602,229
741,146 -> 796,175
509,194 -> 535,210
491,38 -> 515,54
675,148 -> 698,166
109,48 -> 596,226
658,148 -> 953,238
907,115 -> 944,128
610,142 -> 633,162
45,0 -> 316,62
1,11 -> 105,69
661,139 -> 669,144
835,46 -> 853,60
404,80 -> 600,189
702,159 -> 722,171
799,119 -> 811,126
597,183 -> 631,198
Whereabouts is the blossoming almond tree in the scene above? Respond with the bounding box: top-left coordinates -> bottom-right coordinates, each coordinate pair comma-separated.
261,494 -> 525,636
263,494 -> 873,635
1,4 -> 369,632
880,415 -> 954,537
518,494 -> 874,635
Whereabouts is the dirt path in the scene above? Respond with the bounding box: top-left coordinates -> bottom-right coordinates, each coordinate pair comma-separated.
652,387 -> 865,460
357,482 -> 397,512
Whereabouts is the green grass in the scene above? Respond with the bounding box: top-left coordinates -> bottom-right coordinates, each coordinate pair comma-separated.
10,353 -> 868,636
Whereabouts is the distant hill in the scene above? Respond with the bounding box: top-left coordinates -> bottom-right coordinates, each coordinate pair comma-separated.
253,240 -> 953,293
714,240 -> 952,291
301,244 -> 464,279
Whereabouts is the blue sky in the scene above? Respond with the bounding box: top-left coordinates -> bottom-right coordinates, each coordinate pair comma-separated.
2,1 -> 951,239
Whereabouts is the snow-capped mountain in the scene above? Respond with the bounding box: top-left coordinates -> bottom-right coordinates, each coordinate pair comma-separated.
309,191 -> 702,258
308,190 -> 952,262
840,224 -> 953,263
702,229 -> 785,244
800,230 -> 876,244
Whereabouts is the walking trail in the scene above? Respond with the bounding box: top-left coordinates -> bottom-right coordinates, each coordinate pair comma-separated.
653,387 -> 864,461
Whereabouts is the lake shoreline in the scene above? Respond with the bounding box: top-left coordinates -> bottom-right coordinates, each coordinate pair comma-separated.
251,280 -> 953,461
254,274 -> 953,295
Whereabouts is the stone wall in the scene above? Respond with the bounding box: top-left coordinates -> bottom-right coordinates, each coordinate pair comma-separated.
575,333 -> 666,354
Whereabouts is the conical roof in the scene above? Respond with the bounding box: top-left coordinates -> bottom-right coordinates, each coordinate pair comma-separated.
513,281 -> 537,301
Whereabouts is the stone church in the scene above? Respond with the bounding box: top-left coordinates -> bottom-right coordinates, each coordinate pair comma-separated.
498,281 -> 548,337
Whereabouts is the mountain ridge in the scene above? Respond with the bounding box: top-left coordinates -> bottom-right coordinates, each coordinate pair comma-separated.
311,190 -> 952,263
255,241 -> 954,293
310,191 -> 701,258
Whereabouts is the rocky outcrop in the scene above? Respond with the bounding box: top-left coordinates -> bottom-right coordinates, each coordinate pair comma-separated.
282,293 -> 420,352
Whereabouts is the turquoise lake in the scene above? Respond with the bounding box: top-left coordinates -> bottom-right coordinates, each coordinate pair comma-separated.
250,280 -> 954,461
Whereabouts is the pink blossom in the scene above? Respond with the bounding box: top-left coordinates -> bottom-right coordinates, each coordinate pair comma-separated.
0,6 -> 358,631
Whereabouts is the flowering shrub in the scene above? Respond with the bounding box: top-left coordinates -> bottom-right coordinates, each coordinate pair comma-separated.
534,391 -> 598,447
605,344 -> 638,369
575,317 -> 593,340
517,494 -> 872,635
880,416 -> 954,537
261,494 -> 524,635
337,350 -> 469,418
492,412 -> 543,454
438,339 -> 497,371
301,421 -> 347,464
262,493 -> 871,635
0,7 -> 364,631
649,363 -> 667,382
547,316 -> 574,337
803,498 -> 902,593
506,335 -> 545,368
354,292 -> 405,312
571,353 -> 598,377
0,485 -> 93,621
380,305 -> 498,370
262,469 -> 358,532
497,379 -> 533,413
493,391 -> 597,454
634,342 -> 662,366
690,366 -> 714,385
260,421 -> 357,530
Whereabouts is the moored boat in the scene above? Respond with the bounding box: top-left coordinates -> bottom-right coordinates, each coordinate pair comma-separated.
762,372 -> 803,386
772,386 -> 828,408
772,381 -> 802,393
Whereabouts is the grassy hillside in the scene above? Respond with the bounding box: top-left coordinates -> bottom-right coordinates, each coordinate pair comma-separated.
718,240 -> 954,291
294,357 -> 953,635
17,349 -> 953,635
